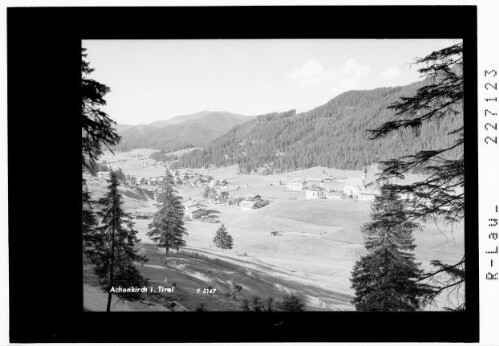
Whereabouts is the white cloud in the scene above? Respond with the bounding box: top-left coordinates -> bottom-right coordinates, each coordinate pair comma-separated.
288,58 -> 370,96
379,66 -> 402,80
287,59 -> 334,87
330,58 -> 370,96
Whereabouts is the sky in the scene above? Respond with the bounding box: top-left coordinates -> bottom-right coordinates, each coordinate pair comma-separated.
83,39 -> 460,125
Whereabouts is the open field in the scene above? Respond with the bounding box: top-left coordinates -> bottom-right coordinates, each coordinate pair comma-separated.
84,244 -> 350,311
84,150 -> 465,311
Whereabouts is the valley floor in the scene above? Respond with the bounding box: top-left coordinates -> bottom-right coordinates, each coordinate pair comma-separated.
84,150 -> 465,311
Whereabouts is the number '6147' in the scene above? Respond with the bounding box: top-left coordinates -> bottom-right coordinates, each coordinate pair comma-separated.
485,69 -> 497,145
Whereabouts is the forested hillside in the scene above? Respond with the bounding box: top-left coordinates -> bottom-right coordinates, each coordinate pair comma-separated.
172,80 -> 463,171
114,111 -> 253,152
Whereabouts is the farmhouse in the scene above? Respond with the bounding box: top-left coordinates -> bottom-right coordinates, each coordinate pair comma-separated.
97,171 -> 111,180
305,187 -> 326,199
185,201 -> 207,219
148,177 -> 161,185
245,194 -> 262,201
326,191 -> 343,199
240,200 -> 257,211
219,180 -> 229,190
400,192 -> 415,201
358,192 -> 379,202
190,209 -> 208,219
287,179 -> 307,191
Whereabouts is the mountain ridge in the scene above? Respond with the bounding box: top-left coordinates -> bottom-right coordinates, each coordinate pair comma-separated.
113,111 -> 254,152
171,80 -> 463,171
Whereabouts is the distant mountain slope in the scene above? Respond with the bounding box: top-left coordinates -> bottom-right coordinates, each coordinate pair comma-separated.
115,124 -> 135,132
114,111 -> 254,152
172,80 -> 463,171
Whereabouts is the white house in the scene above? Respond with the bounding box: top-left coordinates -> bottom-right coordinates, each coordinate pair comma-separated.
358,192 -> 379,202
305,188 -> 326,199
287,179 -> 307,191
97,171 -> 111,180
400,192 -> 415,201
219,181 -> 229,190
326,191 -> 342,199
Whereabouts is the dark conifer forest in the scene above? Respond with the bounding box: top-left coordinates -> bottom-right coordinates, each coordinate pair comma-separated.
172,79 -> 463,171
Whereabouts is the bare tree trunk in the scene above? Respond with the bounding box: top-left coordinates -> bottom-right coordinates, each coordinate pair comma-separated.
166,246 -> 169,257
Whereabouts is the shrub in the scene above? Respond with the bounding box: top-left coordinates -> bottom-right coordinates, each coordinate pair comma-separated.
276,294 -> 305,312
195,303 -> 207,312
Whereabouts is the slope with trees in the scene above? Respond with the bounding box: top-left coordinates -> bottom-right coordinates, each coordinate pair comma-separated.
114,111 -> 253,152
172,80 -> 462,172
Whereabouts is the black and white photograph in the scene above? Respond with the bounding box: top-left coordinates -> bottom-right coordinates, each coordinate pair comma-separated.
7,4 -> 492,343
82,39 -> 465,313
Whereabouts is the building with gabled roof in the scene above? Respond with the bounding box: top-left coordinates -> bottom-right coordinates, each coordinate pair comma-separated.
306,187 -> 326,199
287,179 -> 307,191
240,200 -> 257,211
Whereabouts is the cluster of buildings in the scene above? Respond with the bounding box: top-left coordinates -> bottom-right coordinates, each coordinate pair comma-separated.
97,167 -> 232,192
172,170 -> 230,191
142,160 -> 167,168
342,170 -> 382,201
285,166 -> 383,202
182,193 -> 268,219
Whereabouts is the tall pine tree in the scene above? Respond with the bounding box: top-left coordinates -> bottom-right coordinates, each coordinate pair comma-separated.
82,48 -> 120,260
93,171 -> 148,312
82,178 -> 98,259
368,42 -> 465,309
81,48 -> 120,171
147,170 -> 188,257
350,188 -> 434,311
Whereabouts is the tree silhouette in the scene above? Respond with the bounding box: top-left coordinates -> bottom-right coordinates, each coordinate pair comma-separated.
82,48 -> 122,268
213,224 -> 233,251
81,48 -> 120,171
93,171 -> 148,312
351,188 -> 434,311
276,294 -> 305,312
368,42 -> 465,309
82,178 -> 98,258
147,170 -> 188,257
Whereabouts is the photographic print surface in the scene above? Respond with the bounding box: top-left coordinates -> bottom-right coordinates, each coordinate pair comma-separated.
82,39 -> 465,312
